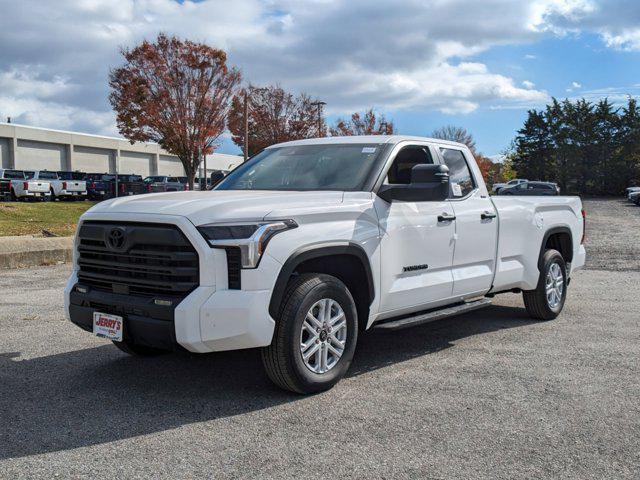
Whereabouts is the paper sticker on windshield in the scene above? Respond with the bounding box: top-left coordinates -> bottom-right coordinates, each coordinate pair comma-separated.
451,183 -> 463,197
361,147 -> 377,154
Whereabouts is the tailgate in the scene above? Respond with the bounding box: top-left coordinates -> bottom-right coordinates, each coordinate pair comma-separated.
28,181 -> 50,192
65,181 -> 86,192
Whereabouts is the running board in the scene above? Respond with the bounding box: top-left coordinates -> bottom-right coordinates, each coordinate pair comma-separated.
373,298 -> 492,331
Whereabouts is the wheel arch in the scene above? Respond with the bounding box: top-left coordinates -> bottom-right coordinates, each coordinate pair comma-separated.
268,242 -> 375,323
539,226 -> 573,270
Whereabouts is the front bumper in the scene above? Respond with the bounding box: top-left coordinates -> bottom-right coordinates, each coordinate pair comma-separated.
64,213 -> 280,353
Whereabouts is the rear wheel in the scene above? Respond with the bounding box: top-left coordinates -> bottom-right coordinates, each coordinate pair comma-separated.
262,273 -> 358,394
112,339 -> 169,356
523,249 -> 567,320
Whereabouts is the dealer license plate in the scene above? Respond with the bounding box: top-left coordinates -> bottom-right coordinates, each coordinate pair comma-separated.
93,312 -> 123,342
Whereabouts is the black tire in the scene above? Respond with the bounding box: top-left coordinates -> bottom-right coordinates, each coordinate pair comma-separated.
262,273 -> 358,394
523,249 -> 567,320
112,339 -> 169,356
10,189 -> 17,202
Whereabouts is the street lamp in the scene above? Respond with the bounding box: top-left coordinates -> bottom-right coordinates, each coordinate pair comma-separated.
311,101 -> 326,138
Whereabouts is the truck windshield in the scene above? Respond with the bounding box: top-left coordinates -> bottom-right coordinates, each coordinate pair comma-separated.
3,170 -> 25,179
119,175 -> 142,182
216,144 -> 383,191
144,176 -> 165,183
38,171 -> 58,180
58,172 -> 84,180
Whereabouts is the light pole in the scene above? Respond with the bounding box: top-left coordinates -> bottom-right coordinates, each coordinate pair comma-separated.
311,101 -> 326,137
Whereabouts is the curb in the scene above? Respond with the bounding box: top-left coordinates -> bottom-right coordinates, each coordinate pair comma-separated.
0,235 -> 73,269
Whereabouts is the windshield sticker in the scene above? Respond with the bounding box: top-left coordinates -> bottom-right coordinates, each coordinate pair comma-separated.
451,183 -> 463,197
361,147 -> 377,154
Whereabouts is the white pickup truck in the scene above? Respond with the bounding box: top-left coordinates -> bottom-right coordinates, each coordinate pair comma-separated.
26,170 -> 87,200
65,136 -> 586,393
0,169 -> 51,201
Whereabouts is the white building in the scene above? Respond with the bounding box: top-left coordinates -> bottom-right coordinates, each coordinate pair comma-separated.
0,122 -> 242,177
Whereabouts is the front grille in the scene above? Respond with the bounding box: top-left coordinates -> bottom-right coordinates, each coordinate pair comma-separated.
77,221 -> 199,298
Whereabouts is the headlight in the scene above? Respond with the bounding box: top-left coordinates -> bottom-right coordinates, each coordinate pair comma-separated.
197,219 -> 297,268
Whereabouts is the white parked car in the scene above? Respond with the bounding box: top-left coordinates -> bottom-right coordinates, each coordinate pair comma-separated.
626,187 -> 640,201
0,169 -> 51,201
25,170 -> 86,201
65,136 -> 586,393
492,178 -> 528,194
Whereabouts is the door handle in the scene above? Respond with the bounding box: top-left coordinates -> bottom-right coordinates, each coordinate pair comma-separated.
437,213 -> 456,222
481,211 -> 497,220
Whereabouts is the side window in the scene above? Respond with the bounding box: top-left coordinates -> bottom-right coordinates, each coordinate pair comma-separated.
386,146 -> 433,184
439,148 -> 475,198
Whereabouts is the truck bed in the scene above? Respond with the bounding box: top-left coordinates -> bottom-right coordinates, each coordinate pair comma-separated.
490,195 -> 585,293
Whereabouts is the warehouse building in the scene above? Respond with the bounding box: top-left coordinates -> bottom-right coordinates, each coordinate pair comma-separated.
0,122 -> 242,177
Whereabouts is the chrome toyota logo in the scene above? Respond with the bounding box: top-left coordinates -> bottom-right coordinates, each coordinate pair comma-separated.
107,227 -> 126,250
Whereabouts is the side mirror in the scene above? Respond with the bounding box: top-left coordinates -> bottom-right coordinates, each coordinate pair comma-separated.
378,164 -> 450,202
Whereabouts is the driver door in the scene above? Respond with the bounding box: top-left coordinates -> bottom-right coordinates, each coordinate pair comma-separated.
374,143 -> 456,317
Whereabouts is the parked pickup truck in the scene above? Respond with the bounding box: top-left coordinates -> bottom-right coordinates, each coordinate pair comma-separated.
0,169 -> 50,201
65,136 -> 586,394
0,176 -> 10,201
25,170 -> 87,200
143,176 -> 187,193
85,173 -> 112,200
106,174 -> 145,197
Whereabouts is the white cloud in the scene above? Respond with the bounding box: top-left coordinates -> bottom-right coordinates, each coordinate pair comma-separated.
0,0 -> 636,136
566,81 -> 583,92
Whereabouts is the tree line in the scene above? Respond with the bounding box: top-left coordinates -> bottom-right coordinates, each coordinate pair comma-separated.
109,34 -> 395,187
511,97 -> 640,195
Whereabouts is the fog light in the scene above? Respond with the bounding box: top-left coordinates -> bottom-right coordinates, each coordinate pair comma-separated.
76,286 -> 88,294
154,299 -> 173,306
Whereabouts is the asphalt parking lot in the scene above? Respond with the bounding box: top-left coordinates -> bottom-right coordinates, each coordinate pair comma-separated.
0,198 -> 638,479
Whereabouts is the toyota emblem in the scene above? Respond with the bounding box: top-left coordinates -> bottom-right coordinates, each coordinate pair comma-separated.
107,227 -> 126,250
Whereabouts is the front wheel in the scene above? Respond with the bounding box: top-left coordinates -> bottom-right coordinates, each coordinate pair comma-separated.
262,273 -> 358,394
523,249 -> 567,320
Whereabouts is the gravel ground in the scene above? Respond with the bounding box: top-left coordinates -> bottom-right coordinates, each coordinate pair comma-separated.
583,197 -> 640,271
0,198 -> 639,479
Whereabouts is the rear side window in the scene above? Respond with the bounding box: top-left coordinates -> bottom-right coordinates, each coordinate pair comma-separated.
440,148 -> 475,198
386,146 -> 433,185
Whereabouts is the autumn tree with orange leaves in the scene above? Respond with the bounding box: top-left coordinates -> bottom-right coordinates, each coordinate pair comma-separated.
227,84 -> 321,157
109,34 -> 241,189
330,109 -> 395,136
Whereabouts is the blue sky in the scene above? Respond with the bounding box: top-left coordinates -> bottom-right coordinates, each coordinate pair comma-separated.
2,0 -> 640,158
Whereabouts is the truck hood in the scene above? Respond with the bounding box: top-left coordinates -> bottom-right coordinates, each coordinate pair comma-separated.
85,190 -> 346,225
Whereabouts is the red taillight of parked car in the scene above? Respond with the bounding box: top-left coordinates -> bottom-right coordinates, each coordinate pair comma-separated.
581,208 -> 586,244
146,184 -> 152,192
62,181 -> 67,190
90,182 -> 96,188
23,181 -> 28,190
120,183 -> 125,193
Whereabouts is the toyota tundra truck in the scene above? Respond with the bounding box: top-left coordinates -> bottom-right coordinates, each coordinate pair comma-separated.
0,169 -> 51,201
65,136 -> 586,394
26,170 -> 87,201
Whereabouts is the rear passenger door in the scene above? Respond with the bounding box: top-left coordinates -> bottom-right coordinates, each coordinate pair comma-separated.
439,146 -> 498,298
